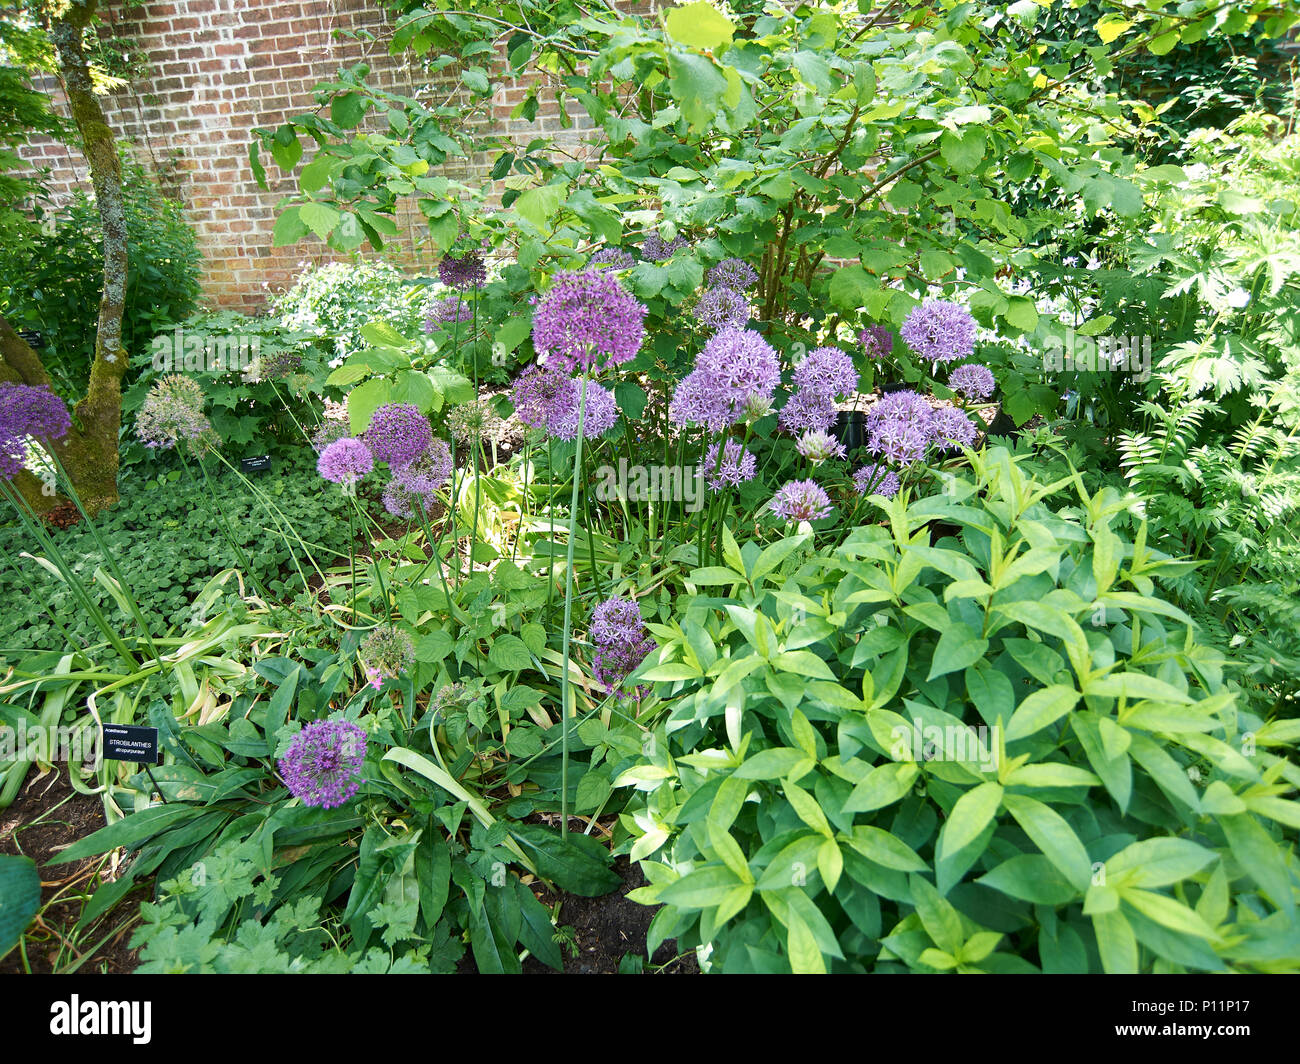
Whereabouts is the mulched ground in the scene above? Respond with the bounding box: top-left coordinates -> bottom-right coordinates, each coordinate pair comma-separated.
0,768 -> 145,974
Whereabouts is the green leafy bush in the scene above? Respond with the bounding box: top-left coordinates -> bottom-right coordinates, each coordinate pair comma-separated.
616,449 -> 1300,972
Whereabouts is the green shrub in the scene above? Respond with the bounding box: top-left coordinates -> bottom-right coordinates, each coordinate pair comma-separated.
616,448 -> 1300,972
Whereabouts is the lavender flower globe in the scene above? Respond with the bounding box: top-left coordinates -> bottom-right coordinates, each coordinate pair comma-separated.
589,597 -> 645,645
793,346 -> 858,401
279,719 -> 367,809
438,251 -> 487,291
693,286 -> 750,333
510,363 -> 569,429
853,464 -> 901,499
531,269 -> 647,373
0,382 -> 72,481
702,439 -> 757,491
858,325 -> 894,361
591,247 -> 635,270
706,258 -> 759,291
929,407 -> 979,452
670,327 -> 780,432
589,597 -> 654,699
546,378 -> 618,441
900,300 -> 977,365
867,418 -> 929,465
382,439 -> 454,518
769,479 -> 833,523
947,363 -> 996,401
777,389 -> 839,435
363,403 -> 432,466
640,232 -> 689,261
318,437 -> 374,485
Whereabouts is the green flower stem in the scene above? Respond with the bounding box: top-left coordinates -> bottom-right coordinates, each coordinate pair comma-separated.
558,370 -> 591,840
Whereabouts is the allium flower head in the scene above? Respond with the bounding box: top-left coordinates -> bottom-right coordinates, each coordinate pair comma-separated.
438,251 -> 487,291
360,624 -> 414,688
279,719 -> 367,809
546,378 -> 618,441
640,232 -> 689,261
947,363 -> 996,401
511,363 -> 569,430
777,389 -> 838,435
0,382 -> 71,442
591,247 -> 635,270
867,418 -> 929,465
706,258 -> 759,291
796,429 -> 847,464
136,375 -> 219,453
311,418 -> 350,454
382,439 -> 454,518
670,327 -> 780,432
853,464 -> 901,499
589,596 -> 645,645
693,286 -> 750,333
318,437 -> 374,484
425,295 -> 472,331
793,346 -> 858,401
859,325 -> 894,360
900,300 -> 977,365
531,269 -> 647,373
702,439 -> 757,491
446,397 -> 507,447
929,407 -> 978,452
866,390 -> 934,433
769,479 -> 833,523
363,402 -> 431,466
589,596 -> 654,699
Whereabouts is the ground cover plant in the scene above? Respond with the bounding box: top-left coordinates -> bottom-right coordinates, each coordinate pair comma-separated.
0,0 -> 1298,977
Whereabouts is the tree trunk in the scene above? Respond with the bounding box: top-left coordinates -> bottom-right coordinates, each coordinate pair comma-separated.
0,0 -> 127,516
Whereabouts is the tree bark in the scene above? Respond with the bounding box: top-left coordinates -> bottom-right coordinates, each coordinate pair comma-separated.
0,0 -> 127,515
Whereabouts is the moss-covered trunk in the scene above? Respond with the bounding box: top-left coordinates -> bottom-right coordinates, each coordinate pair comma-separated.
0,0 -> 126,516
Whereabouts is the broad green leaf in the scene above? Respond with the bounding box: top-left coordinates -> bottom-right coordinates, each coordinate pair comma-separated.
938,782 -> 1003,859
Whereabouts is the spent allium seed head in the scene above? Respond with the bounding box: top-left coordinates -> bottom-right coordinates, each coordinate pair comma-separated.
510,363 -> 569,430
360,623 -> 414,686
796,429 -> 848,464
590,247 -> 636,270
777,389 -> 839,435
769,479 -> 833,522
693,286 -> 751,333
136,375 -> 219,453
703,438 -> 757,491
853,463 -> 901,499
278,719 -> 367,809
900,299 -> 977,365
929,406 -> 978,452
793,346 -> 858,401
546,378 -> 618,441
858,324 -> 894,360
311,417 -> 350,454
446,397 -> 506,447
867,418 -> 929,465
706,257 -> 760,291
947,363 -> 996,401
531,269 -> 647,373
362,402 -> 431,466
318,437 -> 374,484
640,232 -> 689,261
438,251 -> 487,291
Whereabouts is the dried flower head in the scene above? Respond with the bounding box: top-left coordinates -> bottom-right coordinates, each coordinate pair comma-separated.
360,624 -> 415,688
446,397 -> 507,447
136,375 -> 219,453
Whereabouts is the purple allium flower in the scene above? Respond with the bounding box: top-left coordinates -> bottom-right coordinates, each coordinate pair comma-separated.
769,479 -> 833,522
531,269 -> 647,373
796,429 -> 847,464
702,438 -> 758,491
510,362 -> 569,430
867,418 -> 929,465
640,232 -> 689,261
947,363 -> 996,401
866,390 -> 934,433
362,402 -> 431,466
929,407 -> 978,452
425,295 -> 472,332
589,597 -> 654,699
777,389 -> 839,435
0,382 -> 72,443
706,258 -> 759,291
318,437 -> 374,485
670,327 -> 781,432
135,375 -> 219,453
546,378 -> 618,441
900,300 -> 977,365
278,719 -> 367,809
382,439 -> 454,518
858,325 -> 894,360
438,251 -> 487,291
591,247 -> 635,270
793,346 -> 858,401
693,286 -> 750,333
853,463 -> 901,499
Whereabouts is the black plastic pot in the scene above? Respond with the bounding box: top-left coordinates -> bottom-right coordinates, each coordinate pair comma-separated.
834,409 -> 867,451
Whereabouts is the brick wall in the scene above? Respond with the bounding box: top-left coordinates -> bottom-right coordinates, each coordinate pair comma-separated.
18,0 -> 601,310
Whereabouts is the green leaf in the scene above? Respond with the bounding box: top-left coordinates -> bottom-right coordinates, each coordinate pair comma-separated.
844,826 -> 927,872
51,805 -> 203,865
509,824 -> 621,897
659,864 -> 746,910
939,128 -> 985,173
1105,838 -> 1216,889
1121,888 -> 1216,939
842,762 -> 919,813
330,92 -> 366,128
978,855 -> 1079,905
1002,793 -> 1091,891
1091,908 -> 1138,973
514,183 -> 568,230
271,207 -> 308,248
488,634 -> 532,672
927,622 -> 988,680
938,782 -> 1003,859
0,855 -> 40,956
300,202 -> 341,242
785,908 -> 826,974
664,2 -> 735,51
909,874 -> 963,955
735,747 -> 814,781
1005,685 -> 1079,741
667,51 -> 728,130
